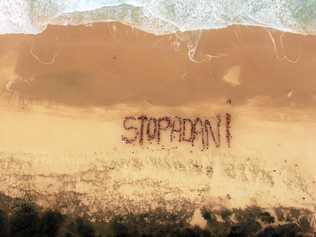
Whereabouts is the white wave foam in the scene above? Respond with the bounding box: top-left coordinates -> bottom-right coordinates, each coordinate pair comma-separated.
0,0 -> 36,34
0,0 -> 315,35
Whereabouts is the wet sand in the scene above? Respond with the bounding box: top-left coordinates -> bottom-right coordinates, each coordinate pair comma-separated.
0,23 -> 316,107
0,23 -> 315,216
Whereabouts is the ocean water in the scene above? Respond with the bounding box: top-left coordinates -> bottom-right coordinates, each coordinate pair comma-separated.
0,0 -> 316,35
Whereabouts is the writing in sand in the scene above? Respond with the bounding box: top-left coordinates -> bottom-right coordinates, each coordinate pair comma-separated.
122,114 -> 232,149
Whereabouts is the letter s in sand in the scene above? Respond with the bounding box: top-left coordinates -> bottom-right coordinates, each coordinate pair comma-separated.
122,116 -> 139,144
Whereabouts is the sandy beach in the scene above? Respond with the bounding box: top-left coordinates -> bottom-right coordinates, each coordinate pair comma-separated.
0,23 -> 315,217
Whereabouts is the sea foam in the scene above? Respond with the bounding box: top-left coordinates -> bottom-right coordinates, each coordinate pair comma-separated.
0,0 -> 315,35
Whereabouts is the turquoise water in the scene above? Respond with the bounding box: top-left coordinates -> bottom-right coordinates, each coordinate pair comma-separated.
0,0 -> 315,34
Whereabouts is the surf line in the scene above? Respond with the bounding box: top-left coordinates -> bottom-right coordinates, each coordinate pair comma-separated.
121,114 -> 232,149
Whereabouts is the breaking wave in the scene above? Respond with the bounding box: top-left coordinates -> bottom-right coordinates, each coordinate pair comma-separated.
0,0 -> 316,35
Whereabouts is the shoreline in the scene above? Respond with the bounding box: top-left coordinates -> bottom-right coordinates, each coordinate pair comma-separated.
1,23 -> 316,109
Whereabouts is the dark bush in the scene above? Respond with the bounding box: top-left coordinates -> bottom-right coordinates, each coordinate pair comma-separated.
39,210 -> 64,237
0,209 -> 8,237
75,218 -> 96,237
9,202 -> 40,237
256,223 -> 302,237
0,195 -> 314,237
